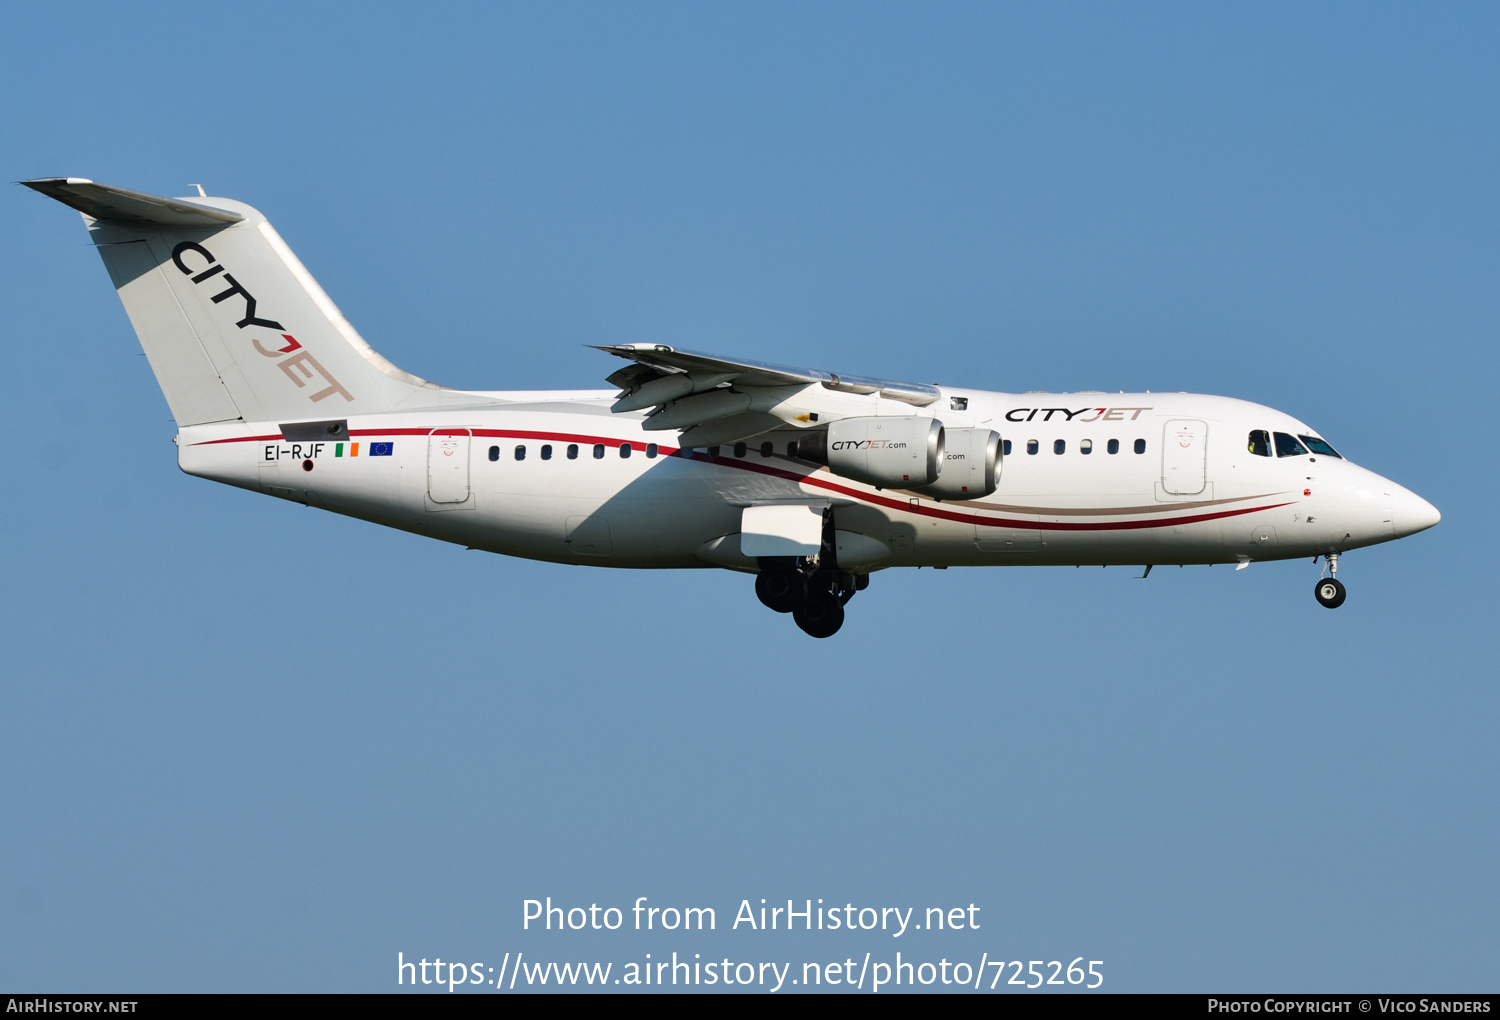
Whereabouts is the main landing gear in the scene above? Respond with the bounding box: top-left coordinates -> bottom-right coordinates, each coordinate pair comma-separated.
755,557 -> 867,638
754,566 -> 807,614
1314,553 -> 1347,609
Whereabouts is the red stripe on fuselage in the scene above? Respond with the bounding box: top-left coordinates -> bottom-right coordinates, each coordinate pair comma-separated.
190,427 -> 1293,532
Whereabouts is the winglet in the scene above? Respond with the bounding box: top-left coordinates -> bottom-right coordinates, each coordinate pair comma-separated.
21,177 -> 243,227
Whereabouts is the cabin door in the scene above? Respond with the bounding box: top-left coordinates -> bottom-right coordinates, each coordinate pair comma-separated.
1161,419 -> 1208,496
428,429 -> 471,503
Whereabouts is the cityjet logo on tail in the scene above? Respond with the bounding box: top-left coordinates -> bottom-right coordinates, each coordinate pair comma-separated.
1005,406 -> 1152,422
170,241 -> 352,404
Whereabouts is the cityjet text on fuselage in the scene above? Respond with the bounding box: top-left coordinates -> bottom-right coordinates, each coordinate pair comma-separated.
1004,406 -> 1152,423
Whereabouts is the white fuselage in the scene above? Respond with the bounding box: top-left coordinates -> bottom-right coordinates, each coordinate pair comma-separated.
177,387 -> 1434,572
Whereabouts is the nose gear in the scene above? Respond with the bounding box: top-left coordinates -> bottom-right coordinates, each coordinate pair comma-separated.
1314,553 -> 1347,608
1315,577 -> 1347,608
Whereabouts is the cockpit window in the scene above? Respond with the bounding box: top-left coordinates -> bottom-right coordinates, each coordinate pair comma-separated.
1298,435 -> 1342,459
1248,430 -> 1271,457
1273,432 -> 1308,458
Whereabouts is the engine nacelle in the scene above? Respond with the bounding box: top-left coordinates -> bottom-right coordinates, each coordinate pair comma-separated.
797,416 -> 944,488
912,428 -> 1001,499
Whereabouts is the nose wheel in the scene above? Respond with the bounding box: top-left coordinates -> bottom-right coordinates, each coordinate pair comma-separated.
1314,553 -> 1347,608
1314,577 -> 1346,608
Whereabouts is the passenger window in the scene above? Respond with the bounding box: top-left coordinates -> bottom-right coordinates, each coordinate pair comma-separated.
646,443 -> 658,458
1026,440 -> 1039,455
567,444 -> 578,460
620,443 -> 632,458
488,445 -> 499,462
1107,439 -> 1119,454
593,444 -> 605,459
540,444 -> 552,460
707,446 -> 721,458
734,442 -> 747,458
786,441 -> 799,456
1002,439 -> 1012,456
1298,435 -> 1342,459
1080,439 -> 1092,455
1248,430 -> 1271,457
1274,432 -> 1308,458
1054,439 -> 1066,454
1134,438 -> 1146,454
760,441 -> 773,458
514,445 -> 526,461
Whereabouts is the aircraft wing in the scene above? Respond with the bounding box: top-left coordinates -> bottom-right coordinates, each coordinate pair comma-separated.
595,343 -> 941,447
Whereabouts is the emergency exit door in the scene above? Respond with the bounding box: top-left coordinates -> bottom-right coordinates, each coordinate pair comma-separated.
427,429 -> 471,503
1161,419 -> 1207,496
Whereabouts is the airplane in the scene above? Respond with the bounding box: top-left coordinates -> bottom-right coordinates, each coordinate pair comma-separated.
23,177 -> 1441,638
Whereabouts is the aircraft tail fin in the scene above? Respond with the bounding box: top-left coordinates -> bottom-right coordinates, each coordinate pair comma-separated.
25,178 -> 480,427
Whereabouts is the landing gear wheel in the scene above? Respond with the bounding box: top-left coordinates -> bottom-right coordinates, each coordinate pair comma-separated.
793,592 -> 845,638
1314,577 -> 1347,609
756,569 -> 807,613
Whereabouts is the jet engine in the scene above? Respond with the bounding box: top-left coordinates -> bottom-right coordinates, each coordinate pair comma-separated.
794,416 -> 944,488
912,427 -> 1001,499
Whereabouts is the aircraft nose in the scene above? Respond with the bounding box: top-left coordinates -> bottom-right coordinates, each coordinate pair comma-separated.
1391,486 -> 1441,537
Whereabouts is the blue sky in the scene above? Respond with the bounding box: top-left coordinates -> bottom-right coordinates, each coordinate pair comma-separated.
2,2 -> 1495,992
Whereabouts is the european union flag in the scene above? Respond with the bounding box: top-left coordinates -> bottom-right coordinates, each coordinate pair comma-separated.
370,442 -> 394,456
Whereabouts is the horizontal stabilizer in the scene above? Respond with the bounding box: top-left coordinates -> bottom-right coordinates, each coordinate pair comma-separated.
21,178 -> 243,227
